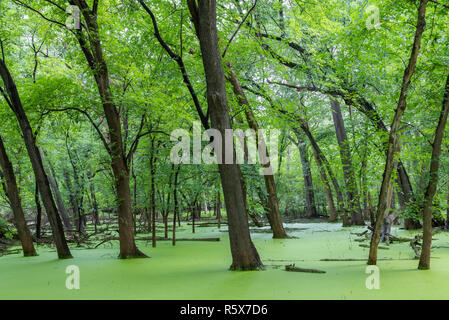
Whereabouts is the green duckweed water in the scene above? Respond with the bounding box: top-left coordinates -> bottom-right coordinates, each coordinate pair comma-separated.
1,222 -> 448,299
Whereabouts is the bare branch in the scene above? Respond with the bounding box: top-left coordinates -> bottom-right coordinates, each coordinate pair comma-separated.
222,0 -> 258,58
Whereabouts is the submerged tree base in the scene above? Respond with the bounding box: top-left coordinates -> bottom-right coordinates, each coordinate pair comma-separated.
57,254 -> 73,260
118,249 -> 148,259
23,251 -> 38,257
229,262 -> 265,271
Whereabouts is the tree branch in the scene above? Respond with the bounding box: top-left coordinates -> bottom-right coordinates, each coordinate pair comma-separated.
222,0 -> 258,58
44,107 -> 112,156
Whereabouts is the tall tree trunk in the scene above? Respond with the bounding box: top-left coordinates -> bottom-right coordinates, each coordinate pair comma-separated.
0,135 -> 37,256
368,0 -> 429,265
68,0 -> 144,259
187,0 -> 263,270
293,131 -> 318,218
330,99 -> 364,225
0,59 -> 71,259
418,72 -> 449,269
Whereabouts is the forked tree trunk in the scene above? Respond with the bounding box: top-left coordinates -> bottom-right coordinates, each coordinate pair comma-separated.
188,0 -> 263,270
418,72 -> 449,270
0,136 -> 37,257
0,59 -> 71,259
368,0 -> 429,265
330,99 -> 364,225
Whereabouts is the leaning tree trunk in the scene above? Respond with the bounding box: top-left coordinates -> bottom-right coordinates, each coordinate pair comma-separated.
0,135 -> 37,257
0,59 -> 72,259
293,130 -> 318,218
226,63 -> 287,238
368,0 -> 429,265
330,99 -> 364,225
187,0 -> 263,270
418,72 -> 449,270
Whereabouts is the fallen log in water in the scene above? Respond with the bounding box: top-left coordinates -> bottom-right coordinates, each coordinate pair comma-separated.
359,244 -> 389,250
285,264 -> 326,274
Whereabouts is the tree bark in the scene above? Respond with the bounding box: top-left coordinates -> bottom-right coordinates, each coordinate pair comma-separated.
418,72 -> 449,270
0,59 -> 72,259
330,99 -> 364,225
187,0 -> 263,270
368,0 -> 429,265
0,135 -> 37,256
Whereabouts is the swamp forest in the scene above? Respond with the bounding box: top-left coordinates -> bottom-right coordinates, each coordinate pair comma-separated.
1,0 -> 449,301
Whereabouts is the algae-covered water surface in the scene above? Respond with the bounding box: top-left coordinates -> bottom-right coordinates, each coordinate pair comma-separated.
1,222 -> 448,300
